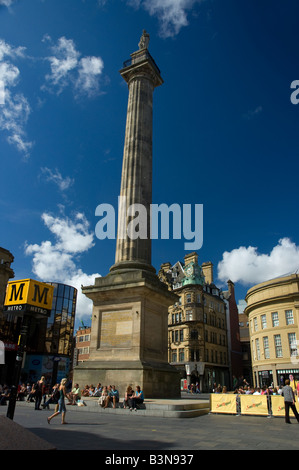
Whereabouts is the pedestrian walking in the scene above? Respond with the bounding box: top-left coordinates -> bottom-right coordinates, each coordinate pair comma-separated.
47,378 -> 68,424
282,379 -> 299,424
34,376 -> 46,410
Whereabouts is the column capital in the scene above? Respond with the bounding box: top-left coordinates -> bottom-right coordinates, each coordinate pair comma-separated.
120,49 -> 163,88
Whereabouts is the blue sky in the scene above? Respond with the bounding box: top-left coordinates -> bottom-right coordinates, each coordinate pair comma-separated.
1,0 -> 299,328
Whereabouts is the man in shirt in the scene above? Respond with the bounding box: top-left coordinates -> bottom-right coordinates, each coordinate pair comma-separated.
66,383 -> 81,405
282,379 -> 299,424
106,385 -> 119,408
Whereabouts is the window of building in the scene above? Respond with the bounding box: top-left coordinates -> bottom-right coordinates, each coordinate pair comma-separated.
272,312 -> 279,327
186,294 -> 192,303
261,314 -> 267,330
285,310 -> 294,325
205,349 -> 209,361
179,348 -> 184,362
186,310 -> 193,321
180,329 -> 184,342
78,334 -> 90,343
263,336 -> 270,359
288,332 -> 298,357
254,317 -> 258,331
274,334 -> 283,358
190,329 -> 198,340
256,338 -> 260,360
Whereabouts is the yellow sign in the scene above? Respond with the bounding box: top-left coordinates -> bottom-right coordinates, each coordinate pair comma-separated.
4,279 -> 54,316
271,395 -> 299,417
210,394 -> 237,414
271,395 -> 286,417
240,395 -> 269,416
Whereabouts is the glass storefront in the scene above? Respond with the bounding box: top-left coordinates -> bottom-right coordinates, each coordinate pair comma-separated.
257,370 -> 273,387
0,282 -> 77,386
277,369 -> 299,387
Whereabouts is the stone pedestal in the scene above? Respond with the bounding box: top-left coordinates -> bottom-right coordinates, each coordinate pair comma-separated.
74,269 -> 180,398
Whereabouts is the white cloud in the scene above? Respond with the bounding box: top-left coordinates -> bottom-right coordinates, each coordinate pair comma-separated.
0,39 -> 26,61
75,56 -> 104,97
0,0 -> 14,7
217,238 -> 299,287
243,105 -> 263,120
40,167 -> 74,191
128,0 -> 203,38
25,212 -> 101,323
0,89 -> 33,158
45,37 -> 80,92
0,39 -> 33,158
43,36 -> 104,97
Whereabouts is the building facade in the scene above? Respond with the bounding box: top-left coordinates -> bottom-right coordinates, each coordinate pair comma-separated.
159,252 -> 242,391
75,326 -> 91,362
238,299 -> 253,385
245,273 -> 299,388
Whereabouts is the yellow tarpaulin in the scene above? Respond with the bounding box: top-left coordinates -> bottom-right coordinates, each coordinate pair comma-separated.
271,396 -> 285,417
210,394 -> 237,414
271,395 -> 299,417
240,395 -> 269,416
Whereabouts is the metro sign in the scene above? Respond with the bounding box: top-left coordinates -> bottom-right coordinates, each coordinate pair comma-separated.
4,279 -> 54,317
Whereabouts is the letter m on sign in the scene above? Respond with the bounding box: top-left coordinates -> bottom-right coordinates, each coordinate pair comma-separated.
32,284 -> 49,305
9,283 -> 25,302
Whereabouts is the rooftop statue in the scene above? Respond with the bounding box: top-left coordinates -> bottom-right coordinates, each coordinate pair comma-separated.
138,29 -> 150,50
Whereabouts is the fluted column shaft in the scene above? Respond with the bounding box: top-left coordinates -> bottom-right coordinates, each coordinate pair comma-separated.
110,49 -> 163,273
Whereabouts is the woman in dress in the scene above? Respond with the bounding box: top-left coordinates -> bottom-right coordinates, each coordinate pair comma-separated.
47,378 -> 68,424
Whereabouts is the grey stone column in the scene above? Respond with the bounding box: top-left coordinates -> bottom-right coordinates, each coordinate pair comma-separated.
110,47 -> 163,274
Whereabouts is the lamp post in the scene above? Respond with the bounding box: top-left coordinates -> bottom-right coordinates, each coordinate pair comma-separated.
6,314 -> 30,420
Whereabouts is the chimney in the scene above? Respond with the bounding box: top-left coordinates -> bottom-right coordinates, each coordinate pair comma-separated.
184,252 -> 198,266
227,279 -> 235,297
202,261 -> 213,284
160,262 -> 171,273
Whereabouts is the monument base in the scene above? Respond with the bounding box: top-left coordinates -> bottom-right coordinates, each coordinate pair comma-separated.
73,268 -> 181,399
73,359 -> 181,399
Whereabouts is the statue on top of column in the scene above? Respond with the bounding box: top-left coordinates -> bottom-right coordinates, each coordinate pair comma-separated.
138,30 -> 150,50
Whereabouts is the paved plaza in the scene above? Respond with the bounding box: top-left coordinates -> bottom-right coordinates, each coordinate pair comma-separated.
1,394 -> 299,452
